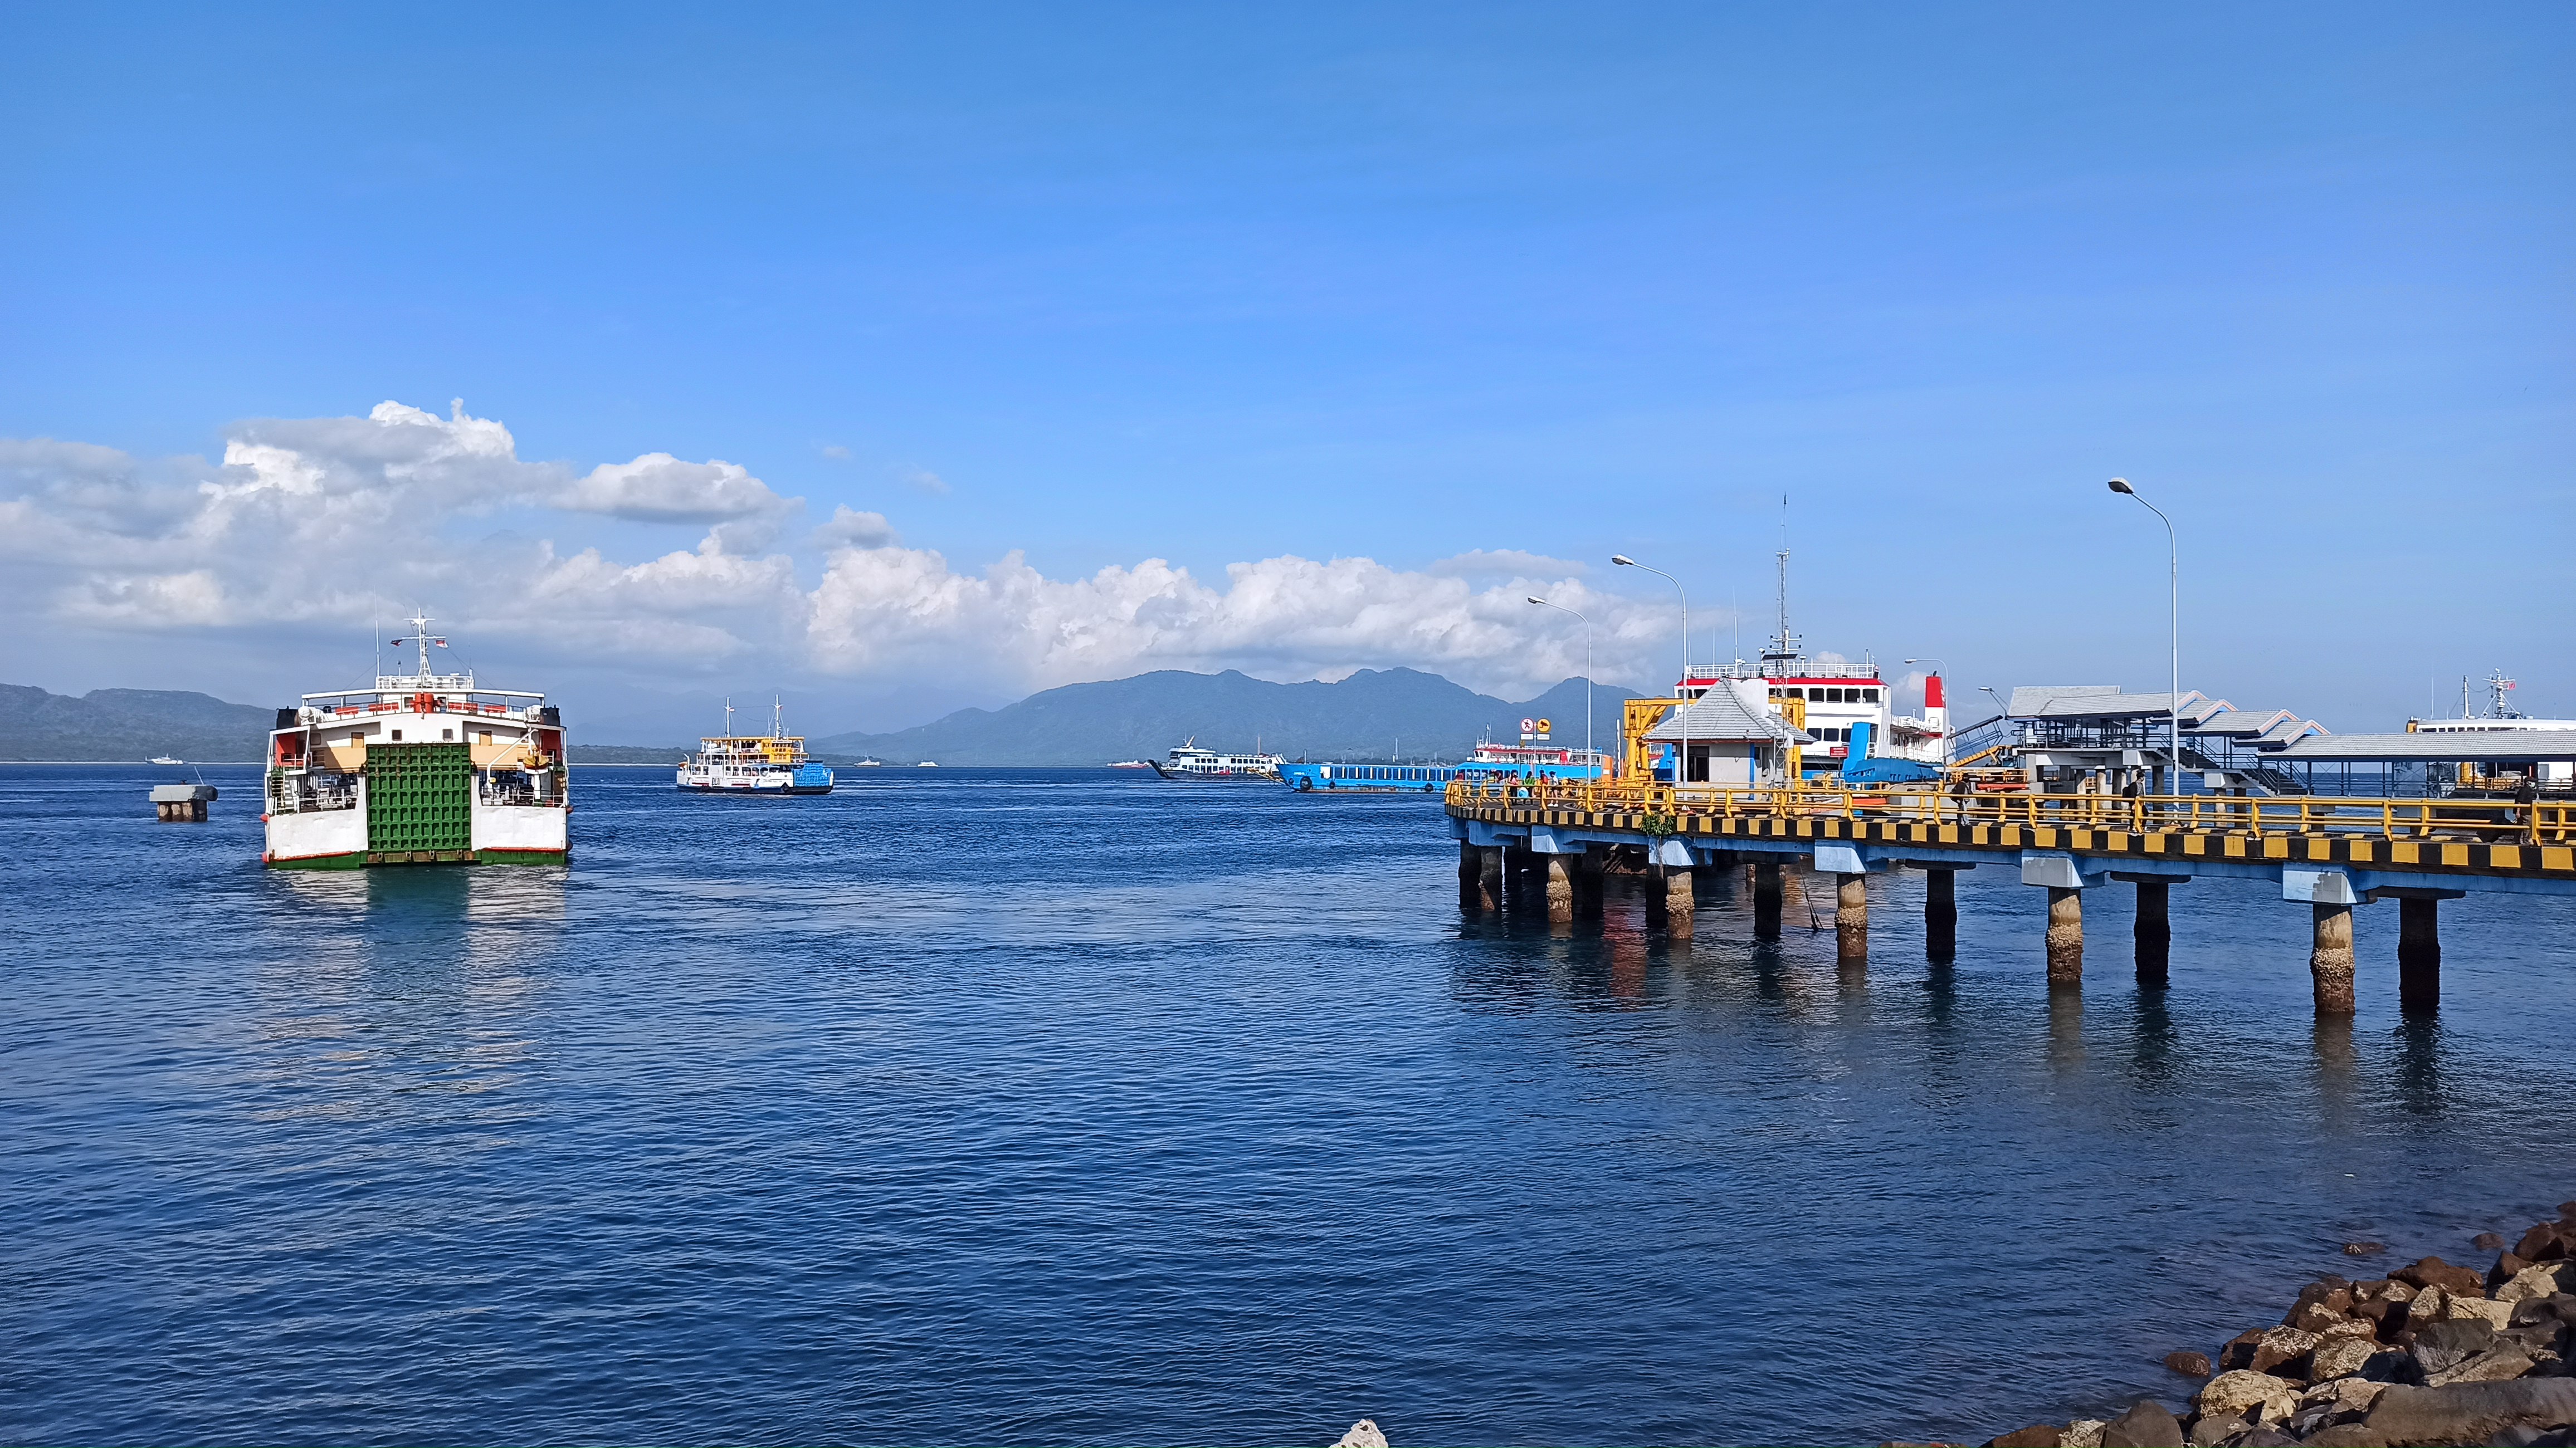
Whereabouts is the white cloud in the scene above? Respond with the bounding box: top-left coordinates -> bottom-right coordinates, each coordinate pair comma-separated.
560,453 -> 798,524
1426,548 -> 1592,579
0,400 -> 1685,698
814,505 -> 896,549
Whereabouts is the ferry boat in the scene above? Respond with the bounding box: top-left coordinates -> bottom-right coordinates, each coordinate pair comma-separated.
677,701 -> 835,794
149,755 -> 183,765
262,613 -> 568,869
1278,736 -> 1612,794
1655,542 -> 1948,783
1146,739 -> 1285,780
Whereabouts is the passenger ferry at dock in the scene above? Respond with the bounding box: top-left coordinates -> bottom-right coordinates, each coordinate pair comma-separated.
1278,738 -> 1612,794
676,701 -> 835,794
1146,740 -> 1285,780
262,613 -> 569,869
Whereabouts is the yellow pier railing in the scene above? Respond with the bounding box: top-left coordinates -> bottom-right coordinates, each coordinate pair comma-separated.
1445,778 -> 2576,849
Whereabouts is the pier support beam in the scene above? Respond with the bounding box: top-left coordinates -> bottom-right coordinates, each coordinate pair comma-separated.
1662,866 -> 1695,938
1477,845 -> 1505,913
1835,873 -> 1867,965
1545,854 -> 1575,924
1458,842 -> 1481,911
2310,902 -> 2357,1016
1924,868 -> 1957,961
2398,896 -> 2442,1014
2046,888 -> 2083,987
2112,872 -> 2186,990
1752,859 -> 1783,940
1573,850 -> 1604,920
2134,881 -> 2170,987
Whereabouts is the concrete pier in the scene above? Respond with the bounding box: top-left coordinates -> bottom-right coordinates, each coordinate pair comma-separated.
2112,873 -> 2182,989
1835,873 -> 1866,965
1546,855 -> 1575,924
150,782 -> 216,822
2398,895 -> 2441,1014
1574,850 -> 1604,920
2310,901 -> 2357,1015
2046,887 -> 2083,987
1458,842 -> 1481,910
1477,844 -> 1505,913
1924,868 -> 1957,960
1663,865 -> 1695,938
1752,859 -> 1783,940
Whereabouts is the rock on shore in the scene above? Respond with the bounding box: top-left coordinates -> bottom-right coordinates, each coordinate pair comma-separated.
1974,1201 -> 2576,1448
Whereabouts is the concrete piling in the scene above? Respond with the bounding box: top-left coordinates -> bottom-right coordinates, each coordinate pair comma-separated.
1835,873 -> 1866,965
2310,902 -> 2357,1015
1574,850 -> 1604,920
1458,842 -> 1482,911
1477,845 -> 1505,913
1924,868 -> 1957,960
2045,887 -> 2083,987
1752,859 -> 1783,940
1664,865 -> 1695,939
1545,854 -> 1575,924
2398,896 -> 2441,1014
150,782 -> 216,822
2134,880 -> 2171,988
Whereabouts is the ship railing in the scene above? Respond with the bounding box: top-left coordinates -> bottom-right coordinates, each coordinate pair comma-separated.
1443,777 -> 2576,847
266,769 -> 361,814
476,774 -> 552,808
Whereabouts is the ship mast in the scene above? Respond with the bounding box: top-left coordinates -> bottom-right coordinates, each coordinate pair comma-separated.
1764,498 -> 1801,668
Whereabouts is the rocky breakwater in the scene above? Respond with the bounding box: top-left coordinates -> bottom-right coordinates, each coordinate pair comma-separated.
1982,1204 -> 2576,1448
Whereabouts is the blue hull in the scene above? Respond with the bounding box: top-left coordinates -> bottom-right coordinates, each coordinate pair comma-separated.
1279,760 -> 1606,794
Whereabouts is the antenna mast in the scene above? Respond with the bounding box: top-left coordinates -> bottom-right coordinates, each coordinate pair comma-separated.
1766,496 -> 1801,665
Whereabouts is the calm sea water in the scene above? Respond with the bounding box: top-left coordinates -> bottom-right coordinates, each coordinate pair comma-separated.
5,764 -> 2573,1446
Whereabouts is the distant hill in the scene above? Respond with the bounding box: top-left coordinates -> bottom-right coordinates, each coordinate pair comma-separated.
0,684 -> 279,762
809,668 -> 1641,766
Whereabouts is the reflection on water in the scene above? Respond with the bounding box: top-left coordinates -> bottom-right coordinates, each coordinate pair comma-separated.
3,765 -> 2573,1448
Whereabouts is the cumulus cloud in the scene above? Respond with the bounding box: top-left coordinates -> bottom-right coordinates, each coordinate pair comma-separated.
814,505 -> 897,549
559,453 -> 798,524
804,546 -> 1670,696
0,399 -> 1684,697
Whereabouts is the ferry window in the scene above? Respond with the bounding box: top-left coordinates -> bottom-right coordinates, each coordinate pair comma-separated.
1833,688 -> 1850,703
1806,688 -> 1822,701
390,730 -> 402,741
442,728 -> 455,740
1864,688 -> 1879,703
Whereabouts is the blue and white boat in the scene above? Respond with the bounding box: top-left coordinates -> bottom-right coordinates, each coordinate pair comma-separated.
676,699 -> 835,795
1279,738 -> 1611,794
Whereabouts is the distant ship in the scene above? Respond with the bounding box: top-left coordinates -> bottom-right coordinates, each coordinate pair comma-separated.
149,755 -> 183,765
677,700 -> 834,795
1148,739 -> 1285,780
1279,737 -> 1610,794
1106,760 -> 1153,770
262,612 -> 568,869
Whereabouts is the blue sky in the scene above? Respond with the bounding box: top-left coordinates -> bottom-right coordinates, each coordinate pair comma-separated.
2,4 -> 2567,739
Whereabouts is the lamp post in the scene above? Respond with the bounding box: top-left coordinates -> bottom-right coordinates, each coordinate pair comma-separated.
1613,554 -> 1688,793
2107,478 -> 2180,789
1528,596 -> 1594,775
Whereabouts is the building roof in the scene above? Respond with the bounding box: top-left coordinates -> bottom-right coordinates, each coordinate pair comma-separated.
2006,686 -> 2228,724
2270,730 -> 2576,762
1643,681 -> 1813,745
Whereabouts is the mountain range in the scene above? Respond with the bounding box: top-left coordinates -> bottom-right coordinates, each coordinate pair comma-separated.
0,684 -> 279,761
0,669 -> 1640,766
808,668 -> 1637,766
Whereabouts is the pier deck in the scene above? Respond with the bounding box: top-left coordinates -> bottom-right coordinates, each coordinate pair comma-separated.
1445,779 -> 2576,1012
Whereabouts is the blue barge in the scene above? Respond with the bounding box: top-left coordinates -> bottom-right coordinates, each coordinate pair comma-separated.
1280,741 -> 1611,794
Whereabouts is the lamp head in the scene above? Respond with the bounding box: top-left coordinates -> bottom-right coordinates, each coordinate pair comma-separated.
2107,477 -> 2134,495
1527,596 -> 1546,606
1611,554 -> 1636,566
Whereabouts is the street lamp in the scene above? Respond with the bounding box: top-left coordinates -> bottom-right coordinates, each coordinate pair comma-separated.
1529,596 -> 1594,775
1613,555 -> 1689,793
2107,478 -> 2181,788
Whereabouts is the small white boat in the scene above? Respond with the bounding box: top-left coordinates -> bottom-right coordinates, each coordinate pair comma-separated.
149,755 -> 183,765
917,761 -> 939,767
